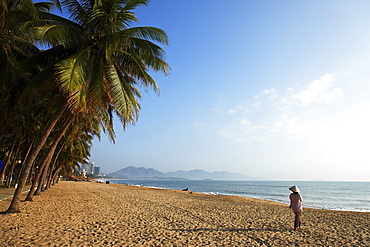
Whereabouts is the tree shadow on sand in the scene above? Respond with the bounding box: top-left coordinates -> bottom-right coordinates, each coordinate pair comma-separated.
165,227 -> 289,247
167,227 -> 290,233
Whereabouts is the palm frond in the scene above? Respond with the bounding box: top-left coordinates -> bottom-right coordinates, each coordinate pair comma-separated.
21,45 -> 66,68
121,0 -> 148,11
109,26 -> 170,75
17,0 -> 40,20
55,46 -> 93,107
128,38 -> 170,74
105,64 -> 141,127
115,50 -> 160,93
10,35 -> 40,58
122,26 -> 169,45
20,63 -> 55,101
46,0 -> 62,12
34,2 -> 55,12
38,12 -> 81,28
33,24 -> 82,48
61,0 -> 89,25
85,57 -> 106,112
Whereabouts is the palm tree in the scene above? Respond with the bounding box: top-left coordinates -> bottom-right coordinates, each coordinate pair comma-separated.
5,0 -> 170,213
0,0 -> 46,189
0,0 -> 51,141
25,111 -> 73,200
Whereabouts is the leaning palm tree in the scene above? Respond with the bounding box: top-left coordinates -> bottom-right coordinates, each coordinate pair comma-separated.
38,0 -> 170,119
0,0 -> 60,141
6,0 -> 170,213
0,0 -> 45,187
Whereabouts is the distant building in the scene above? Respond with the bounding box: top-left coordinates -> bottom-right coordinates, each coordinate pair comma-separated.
80,162 -> 94,176
94,166 -> 101,176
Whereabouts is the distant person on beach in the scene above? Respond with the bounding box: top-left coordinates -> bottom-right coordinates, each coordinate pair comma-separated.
289,185 -> 303,230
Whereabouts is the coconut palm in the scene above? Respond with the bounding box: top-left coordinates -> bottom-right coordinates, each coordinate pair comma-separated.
26,109 -> 99,200
0,0 -> 54,185
5,0 -> 169,213
25,111 -> 73,200
0,0 -> 55,141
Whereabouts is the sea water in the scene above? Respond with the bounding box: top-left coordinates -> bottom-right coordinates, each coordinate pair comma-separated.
108,179 -> 370,212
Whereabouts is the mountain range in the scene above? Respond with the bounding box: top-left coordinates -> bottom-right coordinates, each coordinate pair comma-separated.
108,166 -> 256,180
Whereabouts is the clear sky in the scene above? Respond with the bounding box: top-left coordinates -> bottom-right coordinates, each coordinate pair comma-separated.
90,0 -> 370,181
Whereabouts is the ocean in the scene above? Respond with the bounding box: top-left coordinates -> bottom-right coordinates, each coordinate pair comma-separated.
107,179 -> 370,212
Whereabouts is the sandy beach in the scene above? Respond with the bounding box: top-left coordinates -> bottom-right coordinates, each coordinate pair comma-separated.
1,181 -> 369,246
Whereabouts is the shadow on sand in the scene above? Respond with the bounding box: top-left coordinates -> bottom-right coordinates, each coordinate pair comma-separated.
165,227 -> 288,247
168,227 -> 289,233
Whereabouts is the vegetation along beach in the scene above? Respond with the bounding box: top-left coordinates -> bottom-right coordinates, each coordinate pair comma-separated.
1,0 -> 169,213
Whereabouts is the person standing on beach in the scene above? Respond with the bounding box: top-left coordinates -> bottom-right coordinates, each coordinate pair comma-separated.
289,185 -> 303,230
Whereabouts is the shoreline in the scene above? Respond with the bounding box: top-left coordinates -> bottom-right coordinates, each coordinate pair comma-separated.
1,181 -> 369,246
103,179 -> 370,213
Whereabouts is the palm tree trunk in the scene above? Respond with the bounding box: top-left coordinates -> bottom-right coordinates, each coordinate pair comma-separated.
37,163 -> 50,193
5,161 -> 16,188
26,117 -> 71,200
0,161 -> 9,186
44,168 -> 53,190
45,144 -> 64,190
0,138 -> 17,185
41,164 -> 54,192
51,167 -> 61,186
6,105 -> 66,213
16,138 -> 35,185
46,171 -> 54,189
5,143 -> 22,188
26,155 -> 51,200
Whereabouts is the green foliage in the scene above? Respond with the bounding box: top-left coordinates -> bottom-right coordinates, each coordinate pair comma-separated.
0,0 -> 169,194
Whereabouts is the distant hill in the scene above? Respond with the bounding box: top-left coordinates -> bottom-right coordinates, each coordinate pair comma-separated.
108,166 -> 256,180
108,166 -> 165,178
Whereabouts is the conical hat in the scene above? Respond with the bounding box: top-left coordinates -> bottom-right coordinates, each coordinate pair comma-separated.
289,185 -> 300,193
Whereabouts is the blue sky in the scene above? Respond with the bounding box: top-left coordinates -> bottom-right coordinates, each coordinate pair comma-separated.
90,0 -> 370,181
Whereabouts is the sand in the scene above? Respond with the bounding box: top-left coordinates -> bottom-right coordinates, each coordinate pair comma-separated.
1,181 -> 369,246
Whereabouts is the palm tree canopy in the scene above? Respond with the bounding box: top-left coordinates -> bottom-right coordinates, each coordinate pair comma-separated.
30,0 -> 170,129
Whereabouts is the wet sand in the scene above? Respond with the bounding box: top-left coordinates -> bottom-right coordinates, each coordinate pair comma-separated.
1,181 -> 369,246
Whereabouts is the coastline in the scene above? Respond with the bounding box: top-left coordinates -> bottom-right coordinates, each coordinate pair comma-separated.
1,181 -> 369,246
105,179 -> 370,213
